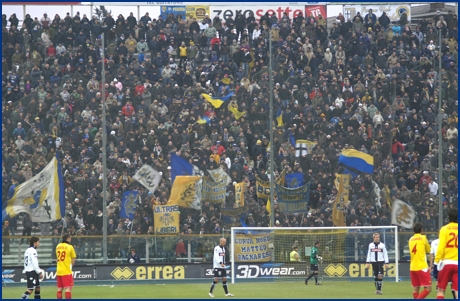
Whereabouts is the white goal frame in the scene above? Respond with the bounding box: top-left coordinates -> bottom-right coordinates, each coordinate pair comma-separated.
230,226 -> 399,284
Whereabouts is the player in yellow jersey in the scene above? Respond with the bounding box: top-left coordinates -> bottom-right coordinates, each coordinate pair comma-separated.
434,208 -> 458,299
55,234 -> 76,299
408,223 -> 432,299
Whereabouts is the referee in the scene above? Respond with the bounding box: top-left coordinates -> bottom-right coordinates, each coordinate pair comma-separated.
366,233 -> 389,295
209,238 -> 234,298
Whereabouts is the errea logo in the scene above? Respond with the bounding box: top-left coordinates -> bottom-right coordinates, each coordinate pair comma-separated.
111,267 -> 134,280
324,264 -> 348,277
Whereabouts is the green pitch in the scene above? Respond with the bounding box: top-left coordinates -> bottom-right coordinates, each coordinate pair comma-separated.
2,281 -> 455,299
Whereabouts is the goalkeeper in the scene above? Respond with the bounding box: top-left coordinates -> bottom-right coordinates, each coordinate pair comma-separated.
305,242 -> 322,285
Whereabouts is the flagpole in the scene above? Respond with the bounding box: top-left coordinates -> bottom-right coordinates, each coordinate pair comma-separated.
268,28 -> 275,228
128,219 -> 134,250
101,32 -> 108,264
437,28 -> 443,229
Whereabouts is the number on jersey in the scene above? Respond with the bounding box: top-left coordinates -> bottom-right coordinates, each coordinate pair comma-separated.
446,232 -> 458,249
57,251 -> 67,262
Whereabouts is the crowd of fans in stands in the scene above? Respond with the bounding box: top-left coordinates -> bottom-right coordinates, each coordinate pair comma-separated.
1,7 -> 458,260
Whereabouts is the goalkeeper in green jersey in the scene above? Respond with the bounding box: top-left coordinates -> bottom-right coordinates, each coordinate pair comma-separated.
305,242 -> 322,285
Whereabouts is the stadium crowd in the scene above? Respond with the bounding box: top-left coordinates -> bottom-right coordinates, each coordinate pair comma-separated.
1,7 -> 458,260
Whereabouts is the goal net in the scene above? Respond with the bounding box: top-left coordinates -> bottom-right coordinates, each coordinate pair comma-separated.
230,226 -> 399,284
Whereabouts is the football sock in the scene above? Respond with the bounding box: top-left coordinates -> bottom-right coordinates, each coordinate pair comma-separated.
314,275 -> 318,284
451,290 -> 455,299
436,296 -> 444,299
417,289 -> 430,299
34,292 -> 41,299
307,273 -> 315,280
210,281 -> 217,293
377,280 -> 382,291
65,292 -> 71,299
21,292 -> 30,299
57,291 -> 62,299
413,292 -> 419,299
374,278 -> 379,290
223,281 -> 229,294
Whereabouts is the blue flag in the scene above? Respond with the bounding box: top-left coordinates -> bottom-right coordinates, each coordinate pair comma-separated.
343,168 -> 359,181
222,205 -> 249,228
219,92 -> 234,101
285,173 -> 304,188
120,191 -> 139,220
276,107 -> 283,127
289,133 -> 296,147
170,153 -> 194,184
339,149 -> 374,174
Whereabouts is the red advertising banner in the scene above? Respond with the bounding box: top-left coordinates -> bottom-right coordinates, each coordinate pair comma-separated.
305,5 -> 327,19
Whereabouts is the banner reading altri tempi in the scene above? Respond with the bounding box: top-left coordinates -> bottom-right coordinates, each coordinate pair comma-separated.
153,205 -> 180,235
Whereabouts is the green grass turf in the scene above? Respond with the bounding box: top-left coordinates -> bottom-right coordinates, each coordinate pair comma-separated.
2,281 -> 455,299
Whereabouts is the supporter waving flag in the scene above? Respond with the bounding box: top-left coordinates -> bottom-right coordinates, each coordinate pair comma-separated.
339,149 -> 374,174
201,92 -> 234,109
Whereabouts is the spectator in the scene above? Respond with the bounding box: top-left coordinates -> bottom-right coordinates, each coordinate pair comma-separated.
127,248 -> 141,263
1,8 -> 457,264
175,238 -> 186,258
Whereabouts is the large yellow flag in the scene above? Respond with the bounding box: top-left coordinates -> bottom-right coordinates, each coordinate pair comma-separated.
332,174 -> 350,227
167,176 -> 202,210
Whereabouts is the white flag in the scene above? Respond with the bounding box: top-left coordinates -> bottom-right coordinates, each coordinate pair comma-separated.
3,157 -> 64,222
391,199 -> 416,229
133,165 -> 162,193
207,167 -> 232,185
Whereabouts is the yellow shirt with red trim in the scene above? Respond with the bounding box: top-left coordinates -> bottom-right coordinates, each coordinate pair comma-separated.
56,241 -> 76,276
408,233 -> 430,271
434,222 -> 458,265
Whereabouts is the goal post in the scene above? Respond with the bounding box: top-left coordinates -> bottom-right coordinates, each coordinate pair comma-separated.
230,226 -> 398,284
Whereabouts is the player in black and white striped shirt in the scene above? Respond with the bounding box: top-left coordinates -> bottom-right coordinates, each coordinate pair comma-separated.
22,237 -> 44,299
366,233 -> 389,295
209,238 -> 233,298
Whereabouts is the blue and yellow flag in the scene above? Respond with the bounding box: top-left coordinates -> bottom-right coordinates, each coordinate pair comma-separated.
285,173 -> 304,188
2,155 -> 65,222
120,191 -> 139,220
229,106 -> 247,120
170,153 -> 194,184
339,149 -> 374,174
167,175 -> 202,210
276,108 -> 283,127
196,115 -> 210,124
275,182 -> 310,213
201,92 -> 234,109
222,205 -> 249,228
